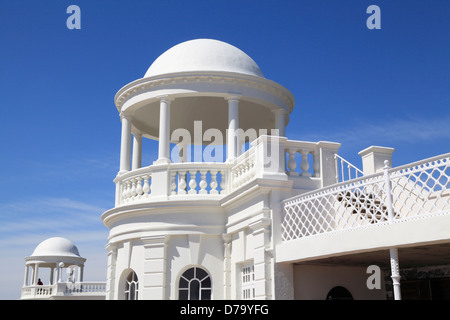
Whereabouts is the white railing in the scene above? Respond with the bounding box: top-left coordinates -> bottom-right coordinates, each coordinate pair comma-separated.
230,147 -> 257,189
285,140 -> 321,177
115,138 -> 341,206
334,153 -> 363,183
168,162 -> 229,196
119,166 -> 153,204
65,282 -> 107,295
282,153 -> 450,241
21,282 -> 106,299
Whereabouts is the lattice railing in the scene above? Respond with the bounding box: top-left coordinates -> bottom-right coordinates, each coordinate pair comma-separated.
282,153 -> 450,241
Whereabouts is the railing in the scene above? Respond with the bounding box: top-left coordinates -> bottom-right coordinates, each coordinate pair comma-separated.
65,282 -> 107,295
334,153 -> 364,183
115,137 -> 341,206
168,162 -> 229,196
230,147 -> 256,189
21,282 -> 106,299
281,153 -> 450,241
285,140 -> 321,177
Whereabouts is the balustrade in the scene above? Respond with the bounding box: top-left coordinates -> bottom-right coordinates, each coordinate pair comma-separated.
21,282 -> 106,299
282,153 -> 450,242
231,148 -> 256,189
114,138 -> 341,205
284,141 -> 322,177
169,163 -> 227,196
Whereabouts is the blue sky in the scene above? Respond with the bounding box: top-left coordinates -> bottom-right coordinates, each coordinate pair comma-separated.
0,0 -> 449,299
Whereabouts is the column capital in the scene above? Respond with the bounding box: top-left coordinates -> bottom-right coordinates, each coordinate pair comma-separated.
224,94 -> 242,102
105,242 -> 118,254
120,111 -> 133,121
156,94 -> 175,103
272,108 -> 287,115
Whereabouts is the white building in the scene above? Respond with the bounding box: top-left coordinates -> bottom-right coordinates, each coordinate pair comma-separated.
20,39 -> 450,300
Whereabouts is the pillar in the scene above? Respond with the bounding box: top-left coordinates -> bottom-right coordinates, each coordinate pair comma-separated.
156,96 -> 172,164
226,96 -> 240,162
223,234 -> 232,299
78,265 -> 84,282
273,109 -> 287,137
249,218 -> 272,299
33,263 -> 40,285
50,267 -> 55,285
359,146 -> 395,175
119,114 -> 132,173
132,132 -> 142,170
106,243 -> 117,300
142,236 -> 167,299
23,265 -> 29,286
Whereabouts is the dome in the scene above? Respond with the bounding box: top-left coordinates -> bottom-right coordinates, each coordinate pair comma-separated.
144,39 -> 264,78
31,237 -> 81,258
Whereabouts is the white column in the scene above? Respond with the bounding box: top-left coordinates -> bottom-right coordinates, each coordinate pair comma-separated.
119,114 -> 132,173
390,248 -> 402,300
223,234 -> 232,299
226,96 -> 240,162
273,109 -> 286,137
132,132 -> 142,170
142,236 -> 167,299
249,218 -> 272,300
33,264 -> 40,285
157,96 -> 172,164
49,267 -> 55,285
58,262 -> 64,282
23,265 -> 29,286
78,265 -> 84,282
383,160 -> 401,300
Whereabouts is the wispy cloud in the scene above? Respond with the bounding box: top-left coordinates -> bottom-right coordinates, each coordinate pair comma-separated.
294,115 -> 450,147
0,197 -> 108,248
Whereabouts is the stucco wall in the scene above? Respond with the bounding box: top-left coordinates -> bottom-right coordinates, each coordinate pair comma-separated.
293,264 -> 387,300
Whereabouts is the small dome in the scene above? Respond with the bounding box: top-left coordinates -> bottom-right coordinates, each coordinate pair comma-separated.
31,237 -> 81,258
144,39 -> 264,78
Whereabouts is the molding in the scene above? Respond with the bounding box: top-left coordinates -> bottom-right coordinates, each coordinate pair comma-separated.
114,72 -> 295,113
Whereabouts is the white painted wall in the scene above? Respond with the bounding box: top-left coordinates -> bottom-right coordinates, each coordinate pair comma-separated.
293,264 -> 386,300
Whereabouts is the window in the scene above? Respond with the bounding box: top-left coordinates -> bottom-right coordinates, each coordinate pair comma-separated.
125,271 -> 139,300
326,286 -> 353,300
241,263 -> 255,300
178,267 -> 211,300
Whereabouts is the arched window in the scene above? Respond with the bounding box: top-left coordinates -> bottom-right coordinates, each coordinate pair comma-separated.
125,271 -> 139,300
326,286 -> 353,300
178,267 -> 211,300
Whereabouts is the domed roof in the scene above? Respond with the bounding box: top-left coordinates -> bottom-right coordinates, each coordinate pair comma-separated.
144,39 -> 264,78
31,237 -> 81,258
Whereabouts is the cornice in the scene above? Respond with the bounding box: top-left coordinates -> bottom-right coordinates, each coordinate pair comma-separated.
114,71 -> 295,113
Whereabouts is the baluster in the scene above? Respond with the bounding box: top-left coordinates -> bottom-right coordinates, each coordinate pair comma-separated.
136,176 -> 143,197
199,170 -> 208,194
121,182 -> 127,204
124,181 -> 131,201
220,170 -> 226,194
210,170 -> 219,194
130,179 -> 137,198
287,149 -> 298,176
300,150 -> 311,177
170,170 -> 177,195
142,175 -> 150,196
313,150 -> 320,177
178,170 -> 187,195
188,170 -> 198,194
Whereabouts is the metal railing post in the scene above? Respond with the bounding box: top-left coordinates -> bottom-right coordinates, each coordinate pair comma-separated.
383,160 -> 402,300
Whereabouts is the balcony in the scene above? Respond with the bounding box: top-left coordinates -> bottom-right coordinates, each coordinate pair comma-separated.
113,136 -> 341,207
20,282 -> 106,300
277,152 -> 450,263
